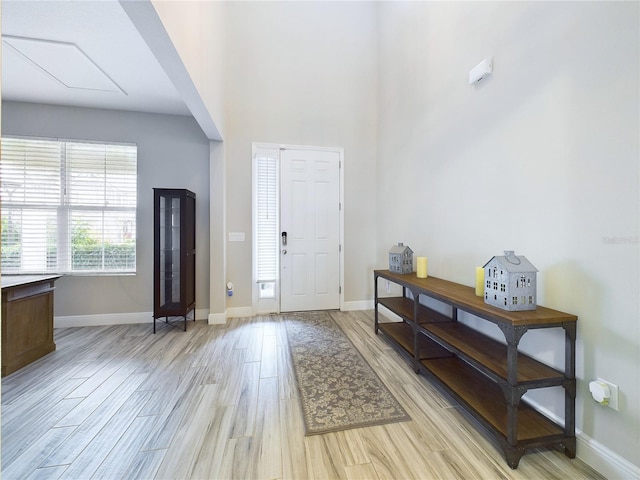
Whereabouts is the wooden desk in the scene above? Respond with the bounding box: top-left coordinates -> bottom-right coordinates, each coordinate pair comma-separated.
2,275 -> 60,377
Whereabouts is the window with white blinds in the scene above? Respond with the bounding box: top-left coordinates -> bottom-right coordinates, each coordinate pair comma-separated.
1,136 -> 137,274
254,148 -> 279,299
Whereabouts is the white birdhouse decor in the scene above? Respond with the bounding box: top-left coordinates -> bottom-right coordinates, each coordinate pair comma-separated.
483,250 -> 538,311
389,243 -> 413,274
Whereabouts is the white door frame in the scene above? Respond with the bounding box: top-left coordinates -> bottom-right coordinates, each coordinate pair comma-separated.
252,142 -> 344,314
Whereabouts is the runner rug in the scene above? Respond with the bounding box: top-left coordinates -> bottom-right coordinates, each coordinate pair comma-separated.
285,311 -> 410,435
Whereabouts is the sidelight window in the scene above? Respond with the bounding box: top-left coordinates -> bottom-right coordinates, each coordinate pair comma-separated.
253,146 -> 279,299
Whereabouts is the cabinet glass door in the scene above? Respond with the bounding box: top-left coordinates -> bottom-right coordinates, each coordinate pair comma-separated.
159,194 -> 181,308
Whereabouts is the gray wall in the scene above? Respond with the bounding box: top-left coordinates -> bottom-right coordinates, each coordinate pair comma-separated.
1,101 -> 210,318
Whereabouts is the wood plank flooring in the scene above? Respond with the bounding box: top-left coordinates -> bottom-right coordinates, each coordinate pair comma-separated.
1,311 -> 604,480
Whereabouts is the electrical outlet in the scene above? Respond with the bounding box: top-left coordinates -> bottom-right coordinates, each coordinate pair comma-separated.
597,378 -> 619,411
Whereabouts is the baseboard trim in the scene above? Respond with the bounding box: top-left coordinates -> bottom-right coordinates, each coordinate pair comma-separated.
208,312 -> 227,325
375,303 -> 402,322
342,300 -> 374,311
526,401 -> 638,479
576,431 -> 639,480
55,308 -> 209,328
55,312 -> 152,328
226,306 -> 255,318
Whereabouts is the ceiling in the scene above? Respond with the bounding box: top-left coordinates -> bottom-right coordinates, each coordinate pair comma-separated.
1,0 -> 190,116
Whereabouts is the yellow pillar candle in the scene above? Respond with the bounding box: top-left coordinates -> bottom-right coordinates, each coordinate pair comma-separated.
475,267 -> 484,296
417,257 -> 428,278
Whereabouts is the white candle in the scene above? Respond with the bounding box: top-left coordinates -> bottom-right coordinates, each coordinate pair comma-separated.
417,257 -> 428,278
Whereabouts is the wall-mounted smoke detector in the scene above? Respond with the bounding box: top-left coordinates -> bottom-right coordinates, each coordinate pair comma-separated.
469,57 -> 493,85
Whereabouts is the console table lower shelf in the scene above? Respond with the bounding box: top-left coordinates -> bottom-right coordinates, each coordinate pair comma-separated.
378,321 -> 570,468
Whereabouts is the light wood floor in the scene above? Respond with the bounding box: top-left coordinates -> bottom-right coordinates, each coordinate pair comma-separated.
1,310 -> 604,480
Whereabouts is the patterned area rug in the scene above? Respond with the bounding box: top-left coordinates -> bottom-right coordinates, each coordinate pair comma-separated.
285,311 -> 410,435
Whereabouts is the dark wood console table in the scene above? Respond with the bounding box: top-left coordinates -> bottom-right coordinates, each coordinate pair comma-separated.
374,269 -> 577,468
2,275 -> 60,376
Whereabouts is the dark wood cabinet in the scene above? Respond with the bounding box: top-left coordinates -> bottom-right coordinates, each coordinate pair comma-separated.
374,269 -> 577,469
153,189 -> 196,332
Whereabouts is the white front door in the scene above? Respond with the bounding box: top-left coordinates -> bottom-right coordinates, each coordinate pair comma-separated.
280,148 -> 341,312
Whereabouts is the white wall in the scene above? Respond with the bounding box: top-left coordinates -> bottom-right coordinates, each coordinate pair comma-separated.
1,101 -> 211,320
208,140 -> 227,321
223,1 -> 378,310
151,0 -> 226,139
377,1 -> 639,474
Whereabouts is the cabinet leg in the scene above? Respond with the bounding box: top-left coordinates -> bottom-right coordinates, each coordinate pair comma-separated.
563,437 -> 577,459
505,446 -> 525,469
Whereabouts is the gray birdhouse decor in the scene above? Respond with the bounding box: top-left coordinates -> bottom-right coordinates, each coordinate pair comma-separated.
389,243 -> 413,274
483,250 -> 538,311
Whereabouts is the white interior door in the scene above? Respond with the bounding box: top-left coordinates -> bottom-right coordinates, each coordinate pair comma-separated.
280,148 -> 341,312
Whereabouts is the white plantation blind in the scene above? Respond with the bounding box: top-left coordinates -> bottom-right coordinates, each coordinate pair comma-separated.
254,150 -> 279,293
1,136 -> 137,274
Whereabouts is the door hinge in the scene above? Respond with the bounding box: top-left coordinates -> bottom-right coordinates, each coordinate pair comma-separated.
339,202 -> 342,211
339,286 -> 342,294
339,244 -> 342,252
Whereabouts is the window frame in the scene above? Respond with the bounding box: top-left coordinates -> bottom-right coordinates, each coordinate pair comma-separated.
0,135 -> 138,276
